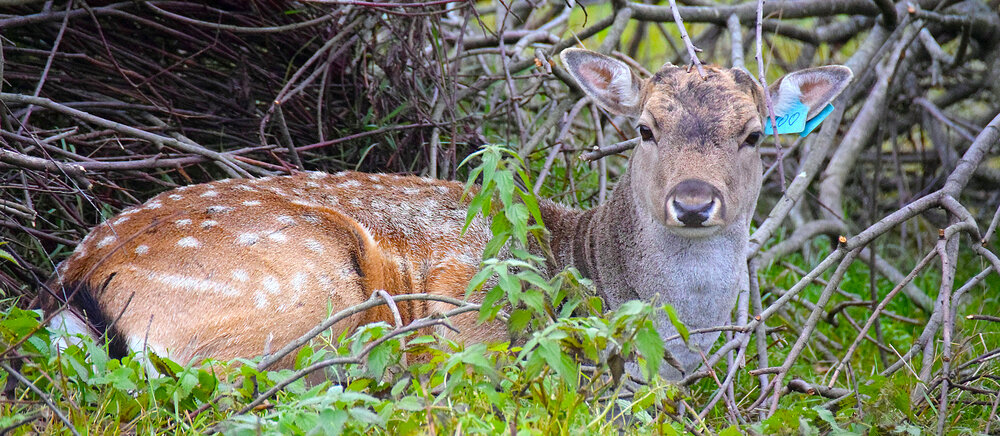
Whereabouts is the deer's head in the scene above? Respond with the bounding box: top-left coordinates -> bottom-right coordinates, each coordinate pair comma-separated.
562,49 -> 852,237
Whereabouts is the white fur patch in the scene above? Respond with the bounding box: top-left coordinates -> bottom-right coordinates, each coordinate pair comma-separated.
242,200 -> 261,206
232,269 -> 249,281
48,311 -> 94,351
304,239 -> 324,253
175,219 -> 192,226
200,190 -> 219,198
97,235 -> 116,248
207,205 -> 233,214
177,237 -> 200,248
336,180 -> 361,189
135,245 -> 149,255
237,233 -> 259,246
113,216 -> 130,225
168,194 -> 184,201
276,215 -> 295,225
262,276 -> 281,294
201,220 -> 219,229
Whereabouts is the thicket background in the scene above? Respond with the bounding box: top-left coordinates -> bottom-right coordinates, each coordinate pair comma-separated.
1,0 -> 999,434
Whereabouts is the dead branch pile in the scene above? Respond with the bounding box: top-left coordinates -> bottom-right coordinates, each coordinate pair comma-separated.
2,0 -> 1000,430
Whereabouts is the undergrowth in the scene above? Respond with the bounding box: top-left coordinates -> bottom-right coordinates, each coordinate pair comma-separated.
1,145 -> 998,435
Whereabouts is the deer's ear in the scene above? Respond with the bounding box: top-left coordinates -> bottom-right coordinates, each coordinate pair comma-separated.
767,66 -> 853,136
561,49 -> 644,118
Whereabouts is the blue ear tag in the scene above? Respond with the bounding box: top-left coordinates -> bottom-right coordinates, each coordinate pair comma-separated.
799,103 -> 834,137
763,102 -> 835,137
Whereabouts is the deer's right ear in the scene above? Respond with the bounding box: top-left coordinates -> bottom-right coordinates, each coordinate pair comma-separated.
561,49 -> 643,118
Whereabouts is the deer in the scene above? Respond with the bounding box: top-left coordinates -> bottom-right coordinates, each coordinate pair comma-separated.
40,48 -> 851,380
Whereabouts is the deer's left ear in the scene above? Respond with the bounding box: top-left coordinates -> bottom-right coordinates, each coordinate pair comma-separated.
766,66 -> 853,136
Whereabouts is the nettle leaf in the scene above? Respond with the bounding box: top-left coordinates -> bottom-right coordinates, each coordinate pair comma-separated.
367,341 -> 394,377
537,340 -> 578,389
663,304 -> 690,345
396,395 -> 424,412
508,309 -> 532,331
507,202 -> 530,246
635,322 -> 664,378
495,170 -> 515,209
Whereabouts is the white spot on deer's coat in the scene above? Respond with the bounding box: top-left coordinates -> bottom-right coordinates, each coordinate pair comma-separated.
334,171 -> 347,177
145,201 -> 163,210
302,214 -> 320,224
168,194 -> 184,201
242,200 -> 261,206
97,236 -> 116,248
254,292 -> 268,308
177,185 -> 192,191
268,187 -> 287,196
368,174 -> 381,182
175,219 -> 192,226
308,171 -> 326,179
291,199 -> 316,207
236,185 -> 257,192
262,276 -> 280,294
207,205 -> 233,214
200,190 -> 218,198
435,186 -> 450,194
349,198 -> 363,208
177,237 -> 200,248
374,184 -> 385,190
232,270 -> 249,281
336,180 -> 361,189
276,215 -> 295,225
148,271 -> 240,297
402,187 -> 421,195
201,220 -> 218,229
306,181 -> 320,188
237,233 -> 259,246
120,208 -> 140,216
113,216 -> 130,225
267,232 -> 287,243
304,239 -> 324,253
135,245 -> 149,255
291,272 -> 307,295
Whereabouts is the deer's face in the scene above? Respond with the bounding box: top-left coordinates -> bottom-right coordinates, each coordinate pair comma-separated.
630,67 -> 765,236
561,49 -> 852,237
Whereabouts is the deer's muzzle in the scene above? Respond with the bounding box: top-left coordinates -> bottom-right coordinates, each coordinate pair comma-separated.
666,179 -> 724,228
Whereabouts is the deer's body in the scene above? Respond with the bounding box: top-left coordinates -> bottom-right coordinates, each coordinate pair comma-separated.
45,49 -> 851,379
46,172 -> 503,368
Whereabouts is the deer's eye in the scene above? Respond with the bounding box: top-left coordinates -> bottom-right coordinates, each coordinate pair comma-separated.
638,125 -> 654,142
741,131 -> 763,149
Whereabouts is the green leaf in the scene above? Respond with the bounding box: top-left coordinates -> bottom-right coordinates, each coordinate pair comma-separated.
635,322 -> 664,378
663,304 -> 690,345
495,170 -> 514,208
537,340 -> 578,389
0,249 -> 19,266
396,395 -> 424,411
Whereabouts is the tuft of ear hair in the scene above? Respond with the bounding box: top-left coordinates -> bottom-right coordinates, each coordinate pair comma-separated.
560,49 -> 644,118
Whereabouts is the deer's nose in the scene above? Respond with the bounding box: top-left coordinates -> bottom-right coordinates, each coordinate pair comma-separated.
667,179 -> 723,227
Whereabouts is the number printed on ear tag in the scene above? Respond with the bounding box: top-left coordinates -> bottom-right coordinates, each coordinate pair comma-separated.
764,102 -> 835,138
763,100 -> 808,135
